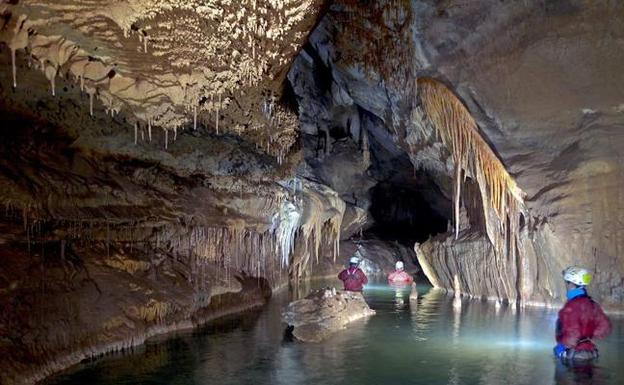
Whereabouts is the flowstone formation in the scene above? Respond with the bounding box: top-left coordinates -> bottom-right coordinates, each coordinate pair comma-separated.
282,287 -> 375,343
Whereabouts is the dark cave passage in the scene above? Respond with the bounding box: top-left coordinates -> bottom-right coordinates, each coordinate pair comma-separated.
365,178 -> 450,246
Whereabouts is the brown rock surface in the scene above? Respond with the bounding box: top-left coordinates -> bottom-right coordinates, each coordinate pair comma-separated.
282,287 -> 375,342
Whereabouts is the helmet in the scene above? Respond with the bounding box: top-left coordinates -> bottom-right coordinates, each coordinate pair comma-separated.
562,266 -> 592,286
349,256 -> 359,265
395,261 -> 404,270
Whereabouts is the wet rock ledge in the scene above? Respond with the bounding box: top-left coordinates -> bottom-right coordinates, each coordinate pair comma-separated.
282,288 -> 375,343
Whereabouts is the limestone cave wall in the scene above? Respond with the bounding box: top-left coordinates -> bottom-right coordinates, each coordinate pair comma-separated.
290,0 -> 624,309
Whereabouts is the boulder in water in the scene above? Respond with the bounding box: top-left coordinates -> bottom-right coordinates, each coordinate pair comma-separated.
282,288 -> 375,342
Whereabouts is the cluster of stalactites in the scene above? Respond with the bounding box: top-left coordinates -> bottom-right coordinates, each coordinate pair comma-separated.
172,226 -> 285,284
6,188 -> 343,285
417,78 -> 526,259
253,91 -> 300,164
0,0 -> 318,160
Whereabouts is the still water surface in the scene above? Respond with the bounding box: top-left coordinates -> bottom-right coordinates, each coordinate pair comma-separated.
49,279 -> 624,385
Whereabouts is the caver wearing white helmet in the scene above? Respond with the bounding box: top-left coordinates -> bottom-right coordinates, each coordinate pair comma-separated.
562,266 -> 592,287
338,254 -> 368,292
388,259 -> 413,285
553,266 -> 611,362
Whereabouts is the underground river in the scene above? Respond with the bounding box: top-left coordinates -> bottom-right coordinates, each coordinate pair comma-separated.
47,279 -> 624,385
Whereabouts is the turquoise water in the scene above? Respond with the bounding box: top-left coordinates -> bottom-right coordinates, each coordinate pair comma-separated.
48,280 -> 624,385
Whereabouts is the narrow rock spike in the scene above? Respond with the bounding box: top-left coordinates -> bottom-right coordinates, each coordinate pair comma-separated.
216,94 -> 221,134
11,48 -> 17,88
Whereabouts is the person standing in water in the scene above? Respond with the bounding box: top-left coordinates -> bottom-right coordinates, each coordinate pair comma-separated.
387,260 -> 413,285
338,256 -> 368,292
553,266 -> 612,362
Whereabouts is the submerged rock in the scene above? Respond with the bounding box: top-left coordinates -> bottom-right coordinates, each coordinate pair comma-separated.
282,288 -> 375,343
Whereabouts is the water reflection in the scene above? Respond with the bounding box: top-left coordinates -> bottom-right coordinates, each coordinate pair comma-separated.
49,279 -> 623,385
554,361 -> 608,385
391,284 -> 410,311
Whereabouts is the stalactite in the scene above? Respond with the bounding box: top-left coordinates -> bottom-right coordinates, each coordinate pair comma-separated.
271,200 -> 301,268
134,122 -> 138,145
88,91 -> 94,116
454,166 -> 461,239
361,127 -> 370,167
148,118 -> 152,141
216,93 -> 221,135
45,65 -> 56,96
193,105 -> 197,130
11,48 -> 17,88
418,78 -> 526,257
164,129 -> 168,150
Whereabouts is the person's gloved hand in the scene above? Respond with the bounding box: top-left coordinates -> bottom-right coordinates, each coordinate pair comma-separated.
553,343 -> 567,358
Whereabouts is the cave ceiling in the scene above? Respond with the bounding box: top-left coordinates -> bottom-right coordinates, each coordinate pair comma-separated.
0,0 -> 323,161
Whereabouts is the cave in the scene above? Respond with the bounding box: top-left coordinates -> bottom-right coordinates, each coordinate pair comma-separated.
1,1 -> 624,385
